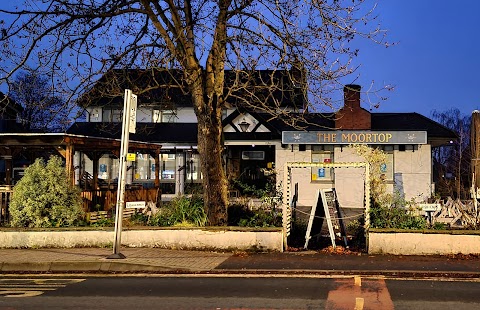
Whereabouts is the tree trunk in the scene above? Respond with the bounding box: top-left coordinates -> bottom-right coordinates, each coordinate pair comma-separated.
188,69 -> 229,226
196,100 -> 228,226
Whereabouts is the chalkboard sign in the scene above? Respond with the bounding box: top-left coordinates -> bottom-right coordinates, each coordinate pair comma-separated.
304,189 -> 347,249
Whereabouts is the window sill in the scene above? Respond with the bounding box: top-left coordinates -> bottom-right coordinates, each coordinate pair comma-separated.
310,180 -> 334,184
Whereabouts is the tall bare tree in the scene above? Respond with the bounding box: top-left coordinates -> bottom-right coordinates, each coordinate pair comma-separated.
432,108 -> 471,199
0,0 -> 390,225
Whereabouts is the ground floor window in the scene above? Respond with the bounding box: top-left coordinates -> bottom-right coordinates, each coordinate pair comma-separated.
311,145 -> 334,181
160,153 -> 176,194
134,153 -> 155,181
98,154 -> 119,181
376,145 -> 394,181
160,153 -> 176,180
186,151 -> 202,182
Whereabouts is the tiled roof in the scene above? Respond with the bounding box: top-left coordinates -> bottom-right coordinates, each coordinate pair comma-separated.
257,112 -> 457,140
78,69 -> 304,110
370,113 -> 457,139
67,122 -> 198,144
67,112 -> 457,145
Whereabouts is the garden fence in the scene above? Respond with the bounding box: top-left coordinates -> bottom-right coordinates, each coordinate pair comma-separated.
0,189 -> 12,225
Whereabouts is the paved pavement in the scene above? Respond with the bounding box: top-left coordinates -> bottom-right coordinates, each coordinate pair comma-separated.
1,247 -> 480,278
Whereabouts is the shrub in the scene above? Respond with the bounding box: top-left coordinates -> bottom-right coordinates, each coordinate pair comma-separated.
370,203 -> 427,230
227,203 -> 282,228
9,156 -> 84,227
350,145 -> 427,230
228,177 -> 283,228
345,218 -> 366,249
148,195 -> 207,227
124,212 -> 149,227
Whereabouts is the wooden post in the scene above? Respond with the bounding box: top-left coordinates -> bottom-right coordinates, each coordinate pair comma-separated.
92,153 -> 99,190
65,143 -> 75,186
4,156 -> 12,186
155,147 -> 160,188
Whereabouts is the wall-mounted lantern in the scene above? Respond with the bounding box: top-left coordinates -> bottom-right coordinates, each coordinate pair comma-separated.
238,118 -> 251,132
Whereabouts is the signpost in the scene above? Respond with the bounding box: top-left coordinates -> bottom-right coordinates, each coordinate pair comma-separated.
108,89 -> 137,259
418,203 -> 441,226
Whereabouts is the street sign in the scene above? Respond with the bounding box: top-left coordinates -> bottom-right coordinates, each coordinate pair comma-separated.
126,201 -> 146,209
418,203 -> 441,212
126,153 -> 136,161
129,93 -> 137,134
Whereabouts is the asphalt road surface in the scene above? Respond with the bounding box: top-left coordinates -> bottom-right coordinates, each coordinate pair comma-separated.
0,275 -> 479,309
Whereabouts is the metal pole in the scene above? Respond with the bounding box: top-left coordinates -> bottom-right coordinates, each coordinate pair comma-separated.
108,89 -> 132,259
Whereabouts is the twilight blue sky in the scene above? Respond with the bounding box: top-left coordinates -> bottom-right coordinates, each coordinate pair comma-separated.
350,0 -> 480,118
1,1 -> 479,119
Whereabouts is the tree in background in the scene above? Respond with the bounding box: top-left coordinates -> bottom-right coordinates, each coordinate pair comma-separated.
0,0 -> 391,225
431,108 -> 471,199
9,70 -> 70,132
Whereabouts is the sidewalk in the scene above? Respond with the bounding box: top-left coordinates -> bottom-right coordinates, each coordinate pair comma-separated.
1,247 -> 480,278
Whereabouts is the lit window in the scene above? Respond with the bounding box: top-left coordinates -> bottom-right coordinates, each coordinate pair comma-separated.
112,110 -> 123,122
242,151 -> 265,160
152,110 -> 177,123
186,152 -> 202,181
376,145 -> 394,181
153,110 -> 161,123
162,110 -> 177,123
160,153 -> 176,180
134,153 -> 155,180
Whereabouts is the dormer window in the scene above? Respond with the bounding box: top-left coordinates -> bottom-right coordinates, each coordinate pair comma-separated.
102,109 -> 123,122
153,109 -> 177,123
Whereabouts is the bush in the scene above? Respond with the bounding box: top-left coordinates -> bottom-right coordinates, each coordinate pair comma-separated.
370,204 -> 427,230
148,195 -> 207,227
124,212 -> 149,227
9,156 -> 84,227
346,218 -> 366,249
227,203 -> 282,228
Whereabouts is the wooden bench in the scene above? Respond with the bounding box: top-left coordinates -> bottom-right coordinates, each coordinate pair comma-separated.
86,209 -> 138,224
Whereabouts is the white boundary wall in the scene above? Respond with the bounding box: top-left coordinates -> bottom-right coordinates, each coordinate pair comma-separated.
369,232 -> 480,255
0,229 -> 283,251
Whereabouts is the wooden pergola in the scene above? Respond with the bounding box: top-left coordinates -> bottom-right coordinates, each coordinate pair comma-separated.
0,133 -> 162,189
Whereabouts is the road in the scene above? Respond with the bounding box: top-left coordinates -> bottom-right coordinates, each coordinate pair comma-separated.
0,275 -> 479,309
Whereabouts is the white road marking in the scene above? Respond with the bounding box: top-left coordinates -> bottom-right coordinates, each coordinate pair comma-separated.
0,279 -> 85,298
354,276 -> 362,286
0,291 -> 44,298
354,297 -> 365,310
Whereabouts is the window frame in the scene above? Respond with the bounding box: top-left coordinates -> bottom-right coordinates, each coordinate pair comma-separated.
311,145 -> 334,182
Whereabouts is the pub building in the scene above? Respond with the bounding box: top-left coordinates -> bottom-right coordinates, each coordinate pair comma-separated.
0,75 -> 457,215
273,84 -> 457,215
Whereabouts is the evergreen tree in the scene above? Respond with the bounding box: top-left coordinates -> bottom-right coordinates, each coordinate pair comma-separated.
9,156 -> 84,227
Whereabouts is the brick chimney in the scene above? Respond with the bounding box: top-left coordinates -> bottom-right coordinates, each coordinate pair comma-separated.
335,84 -> 371,130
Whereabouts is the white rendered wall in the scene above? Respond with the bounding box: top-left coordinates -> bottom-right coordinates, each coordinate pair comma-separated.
277,144 -> 433,210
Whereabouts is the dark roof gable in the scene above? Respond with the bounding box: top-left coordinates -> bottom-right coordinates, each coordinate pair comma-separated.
78,68 -> 305,110
371,113 -> 458,139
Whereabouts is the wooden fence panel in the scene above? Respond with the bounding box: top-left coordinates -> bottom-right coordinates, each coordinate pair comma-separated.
0,190 -> 12,225
81,188 -> 160,212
